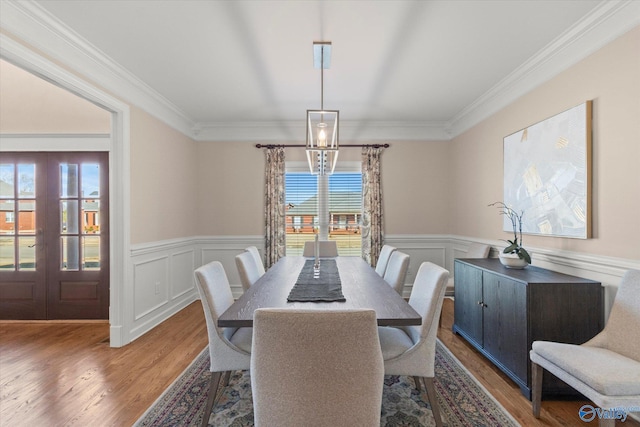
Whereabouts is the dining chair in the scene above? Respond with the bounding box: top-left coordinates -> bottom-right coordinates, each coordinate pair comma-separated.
378,261 -> 449,427
530,269 -> 640,427
245,246 -> 266,276
302,240 -> 339,257
194,261 -> 252,427
383,250 -> 410,295
251,308 -> 384,427
235,250 -> 263,291
375,244 -> 397,277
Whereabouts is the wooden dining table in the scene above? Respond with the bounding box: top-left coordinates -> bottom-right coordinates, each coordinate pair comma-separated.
218,256 -> 422,328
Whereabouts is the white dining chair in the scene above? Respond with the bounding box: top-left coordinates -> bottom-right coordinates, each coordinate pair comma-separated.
530,269 -> 640,426
375,244 -> 397,277
235,251 -> 263,291
251,308 -> 384,427
194,261 -> 252,427
302,240 -> 339,257
378,261 -> 449,427
383,250 -> 410,295
244,246 -> 266,276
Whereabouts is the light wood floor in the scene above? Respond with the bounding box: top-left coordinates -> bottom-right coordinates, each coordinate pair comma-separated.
1,299 -> 636,426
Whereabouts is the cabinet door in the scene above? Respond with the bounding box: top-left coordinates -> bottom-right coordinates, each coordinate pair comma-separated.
453,262 -> 484,347
483,272 -> 528,383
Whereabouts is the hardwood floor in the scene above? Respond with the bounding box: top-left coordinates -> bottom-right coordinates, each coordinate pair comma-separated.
1,298 -> 636,426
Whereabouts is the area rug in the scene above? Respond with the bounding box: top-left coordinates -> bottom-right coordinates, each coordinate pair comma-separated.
135,339 -> 520,426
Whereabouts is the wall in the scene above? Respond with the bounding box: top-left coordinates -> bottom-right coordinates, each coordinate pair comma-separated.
196,141 -> 264,236
0,58 -> 111,133
450,25 -> 640,261
129,106 -> 199,244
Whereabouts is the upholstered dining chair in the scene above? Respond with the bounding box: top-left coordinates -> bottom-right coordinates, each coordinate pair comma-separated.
383,250 -> 410,295
235,251 -> 263,291
244,246 -> 265,276
302,240 -> 339,257
378,262 -> 449,427
251,308 -> 384,427
194,261 -> 252,427
375,244 -> 397,277
530,269 -> 640,427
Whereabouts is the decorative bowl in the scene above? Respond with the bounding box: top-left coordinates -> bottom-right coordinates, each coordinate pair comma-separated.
499,252 -> 530,269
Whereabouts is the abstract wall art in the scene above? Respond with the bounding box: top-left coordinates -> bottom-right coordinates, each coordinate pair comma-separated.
503,101 -> 593,239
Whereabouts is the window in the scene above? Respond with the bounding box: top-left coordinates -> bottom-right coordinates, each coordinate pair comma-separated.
285,162 -> 362,256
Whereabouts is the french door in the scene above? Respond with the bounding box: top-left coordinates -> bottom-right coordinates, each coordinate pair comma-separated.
0,152 -> 109,319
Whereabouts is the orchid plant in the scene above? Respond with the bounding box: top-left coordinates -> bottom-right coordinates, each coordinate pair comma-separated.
489,202 -> 532,264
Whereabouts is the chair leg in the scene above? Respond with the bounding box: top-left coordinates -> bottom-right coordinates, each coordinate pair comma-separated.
423,377 -> 444,427
201,371 -> 222,427
531,361 -> 543,418
222,370 -> 232,387
413,376 -> 422,392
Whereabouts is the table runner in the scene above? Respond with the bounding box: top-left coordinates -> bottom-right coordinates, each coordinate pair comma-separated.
287,259 -> 346,302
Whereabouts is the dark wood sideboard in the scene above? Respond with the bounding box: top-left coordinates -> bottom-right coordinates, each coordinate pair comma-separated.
452,258 -> 603,399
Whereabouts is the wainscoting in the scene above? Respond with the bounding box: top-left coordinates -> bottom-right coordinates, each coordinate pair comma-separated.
127,234 -> 639,347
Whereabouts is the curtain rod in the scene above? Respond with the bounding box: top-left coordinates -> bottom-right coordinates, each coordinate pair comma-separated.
255,143 -> 390,149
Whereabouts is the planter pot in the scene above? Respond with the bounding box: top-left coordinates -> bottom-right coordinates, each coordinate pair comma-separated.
499,252 -> 530,269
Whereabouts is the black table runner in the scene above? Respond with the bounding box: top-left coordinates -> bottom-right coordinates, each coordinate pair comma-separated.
286,259 -> 346,302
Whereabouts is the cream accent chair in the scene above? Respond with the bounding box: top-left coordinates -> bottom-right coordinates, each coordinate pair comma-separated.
383,250 -> 410,295
251,309 -> 384,427
378,262 -> 449,427
302,240 -> 339,257
375,244 -> 397,277
235,251 -> 263,291
244,246 -> 265,276
530,269 -> 640,427
194,261 -> 252,427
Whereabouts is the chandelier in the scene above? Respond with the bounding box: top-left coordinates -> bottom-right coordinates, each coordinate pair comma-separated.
306,41 -> 339,175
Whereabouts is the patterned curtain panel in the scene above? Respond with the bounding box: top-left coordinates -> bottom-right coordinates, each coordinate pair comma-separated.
361,147 -> 385,267
264,147 -> 286,268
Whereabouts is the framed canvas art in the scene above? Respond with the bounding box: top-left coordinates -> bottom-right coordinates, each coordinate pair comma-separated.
503,101 -> 593,239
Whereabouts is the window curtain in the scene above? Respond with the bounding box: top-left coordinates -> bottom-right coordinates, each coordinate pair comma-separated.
264,147 -> 286,268
361,147 -> 384,267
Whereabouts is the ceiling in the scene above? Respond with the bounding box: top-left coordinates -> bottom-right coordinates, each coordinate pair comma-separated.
2,1 -> 637,141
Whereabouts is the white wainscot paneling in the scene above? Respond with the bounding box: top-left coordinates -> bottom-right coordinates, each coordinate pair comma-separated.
385,235 -> 449,298
133,255 -> 169,320
171,249 -> 196,299
198,236 -> 264,298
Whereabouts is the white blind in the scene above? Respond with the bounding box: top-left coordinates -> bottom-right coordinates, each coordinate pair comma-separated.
285,171 -> 362,256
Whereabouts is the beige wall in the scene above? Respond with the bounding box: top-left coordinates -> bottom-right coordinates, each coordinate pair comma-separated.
450,26 -> 640,260
130,107 -> 199,244
0,59 -> 111,133
196,141 -> 264,236
382,140 -> 451,234
194,140 -> 451,236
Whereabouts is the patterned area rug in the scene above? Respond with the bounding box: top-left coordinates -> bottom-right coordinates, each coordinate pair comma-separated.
135,339 -> 520,426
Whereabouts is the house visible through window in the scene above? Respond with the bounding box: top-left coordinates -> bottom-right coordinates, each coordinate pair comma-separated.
285,163 -> 362,256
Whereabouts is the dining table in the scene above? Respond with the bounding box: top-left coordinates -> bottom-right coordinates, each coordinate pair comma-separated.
218,256 -> 422,328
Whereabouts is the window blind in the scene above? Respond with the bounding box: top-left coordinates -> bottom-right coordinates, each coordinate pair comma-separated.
285,171 -> 362,256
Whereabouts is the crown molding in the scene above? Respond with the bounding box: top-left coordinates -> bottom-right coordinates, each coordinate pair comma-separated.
2,0 -> 638,143
447,0 -> 640,138
0,0 -> 196,138
193,120 -> 451,142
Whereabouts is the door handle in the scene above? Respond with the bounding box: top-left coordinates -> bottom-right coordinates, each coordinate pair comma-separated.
28,229 -> 43,247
